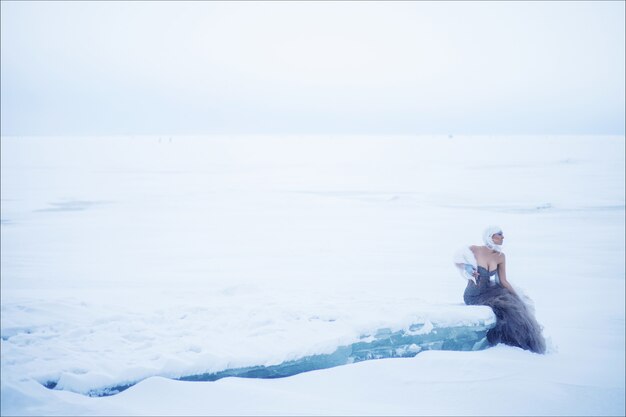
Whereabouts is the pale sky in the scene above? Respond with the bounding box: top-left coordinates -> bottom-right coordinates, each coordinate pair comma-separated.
1,1 -> 624,136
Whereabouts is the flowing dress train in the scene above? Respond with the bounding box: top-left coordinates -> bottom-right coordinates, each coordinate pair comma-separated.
464,266 -> 546,354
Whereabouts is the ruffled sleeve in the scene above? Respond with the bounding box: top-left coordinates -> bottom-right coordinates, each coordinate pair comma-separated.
453,246 -> 478,282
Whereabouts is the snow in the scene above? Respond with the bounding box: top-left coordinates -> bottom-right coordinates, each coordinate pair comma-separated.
1,134 -> 624,415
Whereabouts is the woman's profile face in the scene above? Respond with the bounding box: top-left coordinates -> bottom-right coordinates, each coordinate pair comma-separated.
492,232 -> 504,245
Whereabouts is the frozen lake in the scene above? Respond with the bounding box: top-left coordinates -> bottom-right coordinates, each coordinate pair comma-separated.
1,135 -> 624,415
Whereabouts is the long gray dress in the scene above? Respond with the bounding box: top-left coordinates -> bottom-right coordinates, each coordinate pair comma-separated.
464,266 -> 546,354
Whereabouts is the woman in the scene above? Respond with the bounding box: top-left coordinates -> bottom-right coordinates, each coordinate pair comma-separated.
454,226 -> 546,354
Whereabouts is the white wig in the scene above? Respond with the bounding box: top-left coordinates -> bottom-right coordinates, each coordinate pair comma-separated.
483,225 -> 503,253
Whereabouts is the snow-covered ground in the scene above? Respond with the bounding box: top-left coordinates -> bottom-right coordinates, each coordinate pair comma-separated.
1,135 -> 624,416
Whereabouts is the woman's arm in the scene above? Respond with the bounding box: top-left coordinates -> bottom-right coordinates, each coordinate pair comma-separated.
497,254 -> 517,296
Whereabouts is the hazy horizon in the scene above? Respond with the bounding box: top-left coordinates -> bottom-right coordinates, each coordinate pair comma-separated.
2,1 -> 624,137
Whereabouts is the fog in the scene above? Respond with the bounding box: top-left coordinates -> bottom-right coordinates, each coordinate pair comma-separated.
1,1 -> 624,136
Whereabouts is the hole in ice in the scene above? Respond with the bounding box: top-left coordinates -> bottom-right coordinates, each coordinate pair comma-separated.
41,320 -> 494,397
43,381 -> 57,390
